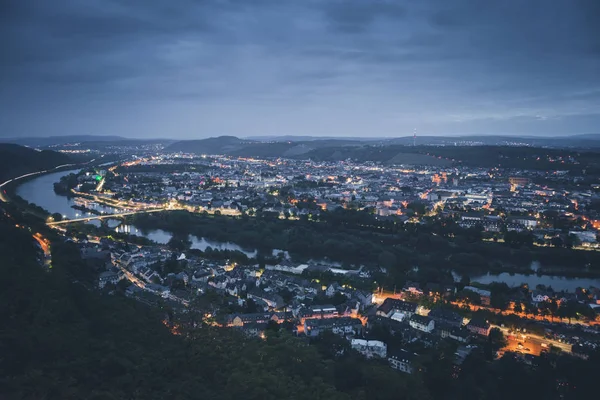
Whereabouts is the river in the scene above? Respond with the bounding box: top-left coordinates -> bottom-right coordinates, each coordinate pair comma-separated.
453,268 -> 600,292
115,225 -> 259,257
16,170 -> 267,258
16,169 -> 119,219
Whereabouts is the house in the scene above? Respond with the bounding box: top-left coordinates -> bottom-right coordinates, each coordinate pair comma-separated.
192,269 -> 212,283
326,282 -> 342,297
531,290 -> 551,304
304,317 -> 362,337
352,289 -> 374,308
146,283 -> 170,298
428,308 -> 463,328
224,312 -> 287,327
209,275 -> 228,290
466,318 -> 491,336
98,270 -> 122,289
237,322 -> 268,338
247,289 -> 284,309
388,349 -> 418,374
439,324 -> 470,343
351,339 -> 387,358
509,216 -> 538,229
225,283 -> 239,297
461,212 -> 484,222
376,298 -> 418,321
310,304 -> 338,318
409,314 -> 435,333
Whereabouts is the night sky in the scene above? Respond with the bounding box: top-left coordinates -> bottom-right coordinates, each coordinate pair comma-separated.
1,0 -> 599,138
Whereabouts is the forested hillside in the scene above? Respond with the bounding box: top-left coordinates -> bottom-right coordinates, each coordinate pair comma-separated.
0,143 -> 71,182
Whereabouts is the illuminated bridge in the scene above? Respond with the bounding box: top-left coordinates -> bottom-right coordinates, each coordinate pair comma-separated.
46,209 -> 165,226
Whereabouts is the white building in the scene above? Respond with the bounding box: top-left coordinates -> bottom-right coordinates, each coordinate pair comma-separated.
351,339 -> 387,358
409,315 -> 435,333
388,350 -> 418,374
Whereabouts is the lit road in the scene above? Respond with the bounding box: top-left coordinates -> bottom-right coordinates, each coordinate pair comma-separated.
450,300 -> 599,327
0,163 -> 78,202
495,325 -> 572,355
32,232 -> 52,268
114,261 -> 146,289
47,208 -> 166,226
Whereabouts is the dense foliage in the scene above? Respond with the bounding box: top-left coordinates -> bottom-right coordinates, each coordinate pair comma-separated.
0,143 -> 71,182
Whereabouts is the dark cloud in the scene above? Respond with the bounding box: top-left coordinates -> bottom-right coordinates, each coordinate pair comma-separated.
1,0 -> 599,138
322,0 -> 405,33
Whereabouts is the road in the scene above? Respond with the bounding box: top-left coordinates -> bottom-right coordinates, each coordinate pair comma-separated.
0,163 -> 78,203
32,232 -> 53,269
47,208 -> 166,226
495,325 -> 572,356
450,300 -> 599,326
113,257 -> 190,306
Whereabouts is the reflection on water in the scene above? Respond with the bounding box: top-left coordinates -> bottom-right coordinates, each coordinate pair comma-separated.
17,170 -> 81,219
115,225 -> 259,257
453,268 -> 600,292
107,219 -> 121,228
16,169 -> 116,219
190,236 -> 257,257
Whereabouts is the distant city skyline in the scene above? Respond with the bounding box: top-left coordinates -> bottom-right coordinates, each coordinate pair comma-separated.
1,0 -> 599,138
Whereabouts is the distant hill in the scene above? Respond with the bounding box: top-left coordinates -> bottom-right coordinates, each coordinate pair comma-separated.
166,136 -> 364,157
299,144 -> 600,171
0,144 -> 71,183
2,136 -> 180,150
2,135 -> 128,147
249,133 -> 600,148
246,135 -> 389,142
166,134 -> 600,169
166,136 -> 256,154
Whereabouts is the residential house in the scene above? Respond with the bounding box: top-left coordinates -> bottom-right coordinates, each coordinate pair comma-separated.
298,304 -> 339,319
428,308 -> 463,328
466,318 -> 491,336
509,216 -> 538,229
409,314 -> 435,333
351,339 -> 387,358
326,282 -> 342,297
438,324 -> 470,343
98,270 -> 122,289
531,290 -> 551,304
237,322 -> 268,338
376,298 -> 418,321
224,312 -> 287,327
388,349 -> 418,374
247,289 -> 284,309
304,317 -> 362,337
146,283 -> 170,298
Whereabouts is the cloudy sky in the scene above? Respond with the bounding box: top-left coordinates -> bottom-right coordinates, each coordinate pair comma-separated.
1,0 -> 599,138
